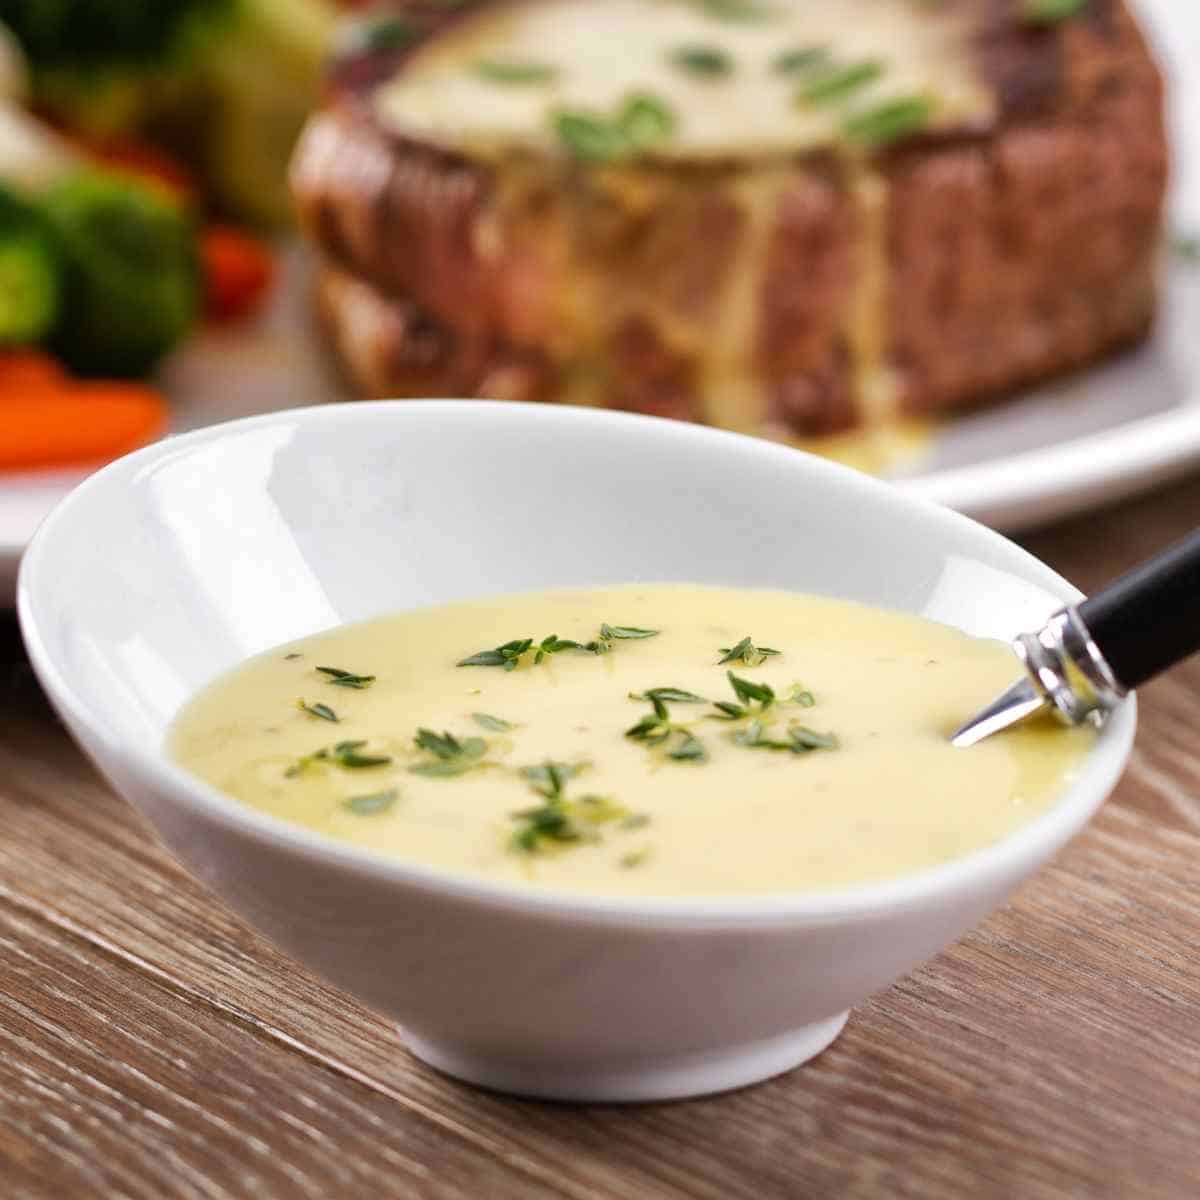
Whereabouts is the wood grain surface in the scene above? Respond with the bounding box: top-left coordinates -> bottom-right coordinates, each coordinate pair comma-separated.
2,477 -> 1200,1200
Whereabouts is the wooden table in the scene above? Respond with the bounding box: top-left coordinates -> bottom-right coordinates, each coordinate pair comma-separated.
2,480 -> 1199,1200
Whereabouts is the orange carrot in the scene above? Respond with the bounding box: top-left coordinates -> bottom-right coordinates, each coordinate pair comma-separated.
0,351 -> 67,392
0,383 -> 168,470
202,226 -> 276,324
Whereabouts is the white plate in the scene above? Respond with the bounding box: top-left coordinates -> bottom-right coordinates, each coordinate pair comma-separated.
2,0 -> 1197,603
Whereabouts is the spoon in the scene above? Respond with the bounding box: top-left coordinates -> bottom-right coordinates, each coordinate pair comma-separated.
951,527 -> 1200,747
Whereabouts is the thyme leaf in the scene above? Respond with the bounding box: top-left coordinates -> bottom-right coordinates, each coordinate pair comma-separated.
670,45 -> 734,78
772,46 -> 829,76
475,59 -> 557,84
344,788 -> 398,816
628,687 -> 707,704
286,740 -> 392,777
842,95 -> 933,148
798,60 -> 883,105
472,712 -> 514,732
717,636 -> 781,667
521,761 -> 583,800
410,729 -> 489,778
297,699 -> 339,723
458,638 -> 533,670
316,666 -> 377,690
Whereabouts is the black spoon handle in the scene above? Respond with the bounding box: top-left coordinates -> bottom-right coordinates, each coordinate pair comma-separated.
1078,527 -> 1200,691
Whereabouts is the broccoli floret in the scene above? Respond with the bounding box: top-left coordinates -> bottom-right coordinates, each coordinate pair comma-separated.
1,0 -> 233,67
0,184 -> 59,345
40,170 -> 199,375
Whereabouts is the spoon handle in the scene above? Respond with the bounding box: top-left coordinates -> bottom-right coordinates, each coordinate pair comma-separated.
1077,527 -> 1200,690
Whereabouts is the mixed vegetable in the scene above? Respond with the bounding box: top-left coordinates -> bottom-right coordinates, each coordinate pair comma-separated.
0,0 -> 338,470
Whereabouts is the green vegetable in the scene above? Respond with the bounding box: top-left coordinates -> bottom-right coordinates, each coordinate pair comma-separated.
40,169 -> 198,376
0,185 -> 59,346
2,0 -> 232,68
669,45 -> 734,79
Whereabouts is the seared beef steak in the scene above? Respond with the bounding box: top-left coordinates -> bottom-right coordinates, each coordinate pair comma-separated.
293,0 -> 1167,440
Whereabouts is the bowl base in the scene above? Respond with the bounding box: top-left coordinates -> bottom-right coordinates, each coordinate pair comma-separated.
402,1011 -> 850,1103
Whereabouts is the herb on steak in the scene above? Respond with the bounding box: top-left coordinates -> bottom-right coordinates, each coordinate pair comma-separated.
843,95 -> 933,147
692,0 -> 775,21
554,95 -> 675,161
1022,0 -> 1088,24
669,45 -> 734,78
718,637 -> 781,667
772,46 -> 830,76
343,789 -> 398,816
475,59 -> 558,84
553,111 -> 629,162
797,60 -> 883,105
618,93 -> 677,150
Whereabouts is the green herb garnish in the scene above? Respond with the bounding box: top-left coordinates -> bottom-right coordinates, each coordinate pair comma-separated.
344,788 -> 398,816
785,683 -> 816,708
626,694 -> 708,762
521,760 -> 583,800
772,46 -> 830,76
842,95 -> 933,148
458,638 -> 534,670
726,671 -> 775,709
475,59 -> 558,84
670,45 -> 734,78
472,712 -> 515,732
284,652 -> 303,661
297,699 -> 339,723
1022,0 -> 1087,24
587,623 -> 661,654
286,740 -> 393,777
692,0 -> 774,21
628,687 -> 707,704
316,666 -> 377,690
717,637 -> 781,667
410,729 -> 489,778
620,848 -> 652,869
510,764 -> 638,855
798,60 -> 883,105
618,93 -> 677,150
533,634 -> 586,663
734,720 -> 837,754
553,110 -> 630,163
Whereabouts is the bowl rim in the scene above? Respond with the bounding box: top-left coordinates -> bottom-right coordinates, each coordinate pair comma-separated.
18,400 -> 1137,926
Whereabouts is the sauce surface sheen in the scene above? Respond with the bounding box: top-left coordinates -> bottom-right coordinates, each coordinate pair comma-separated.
170,585 -> 1093,897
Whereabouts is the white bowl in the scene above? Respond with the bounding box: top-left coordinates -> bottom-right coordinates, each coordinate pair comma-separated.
18,401 -> 1135,1103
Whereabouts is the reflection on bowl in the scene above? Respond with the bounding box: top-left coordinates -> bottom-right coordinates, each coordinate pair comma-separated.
18,401 -> 1135,1102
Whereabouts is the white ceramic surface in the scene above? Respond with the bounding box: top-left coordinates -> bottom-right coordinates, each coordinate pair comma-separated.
18,402 -> 1135,1102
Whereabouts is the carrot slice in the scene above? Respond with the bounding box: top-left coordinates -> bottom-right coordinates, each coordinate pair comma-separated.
0,351 -> 67,392
0,383 -> 168,470
202,226 -> 275,324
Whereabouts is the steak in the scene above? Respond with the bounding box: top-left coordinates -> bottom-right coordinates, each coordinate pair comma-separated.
293,0 -> 1167,441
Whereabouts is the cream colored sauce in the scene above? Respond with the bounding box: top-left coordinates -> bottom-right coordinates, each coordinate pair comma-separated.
170,586 -> 1092,898
375,0 -> 994,161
